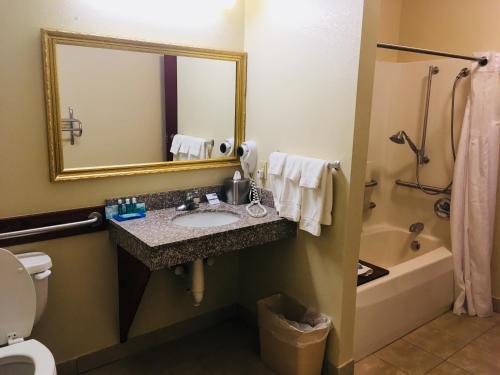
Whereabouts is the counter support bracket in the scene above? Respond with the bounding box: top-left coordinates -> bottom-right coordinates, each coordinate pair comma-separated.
117,246 -> 151,343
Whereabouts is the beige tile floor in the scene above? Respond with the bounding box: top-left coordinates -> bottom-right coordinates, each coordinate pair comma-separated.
355,311 -> 500,375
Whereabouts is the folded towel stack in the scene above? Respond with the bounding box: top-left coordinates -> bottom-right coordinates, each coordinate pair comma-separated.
170,134 -> 207,160
268,152 -> 333,236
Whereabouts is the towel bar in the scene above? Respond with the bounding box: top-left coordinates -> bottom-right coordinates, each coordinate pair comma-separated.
328,161 -> 341,170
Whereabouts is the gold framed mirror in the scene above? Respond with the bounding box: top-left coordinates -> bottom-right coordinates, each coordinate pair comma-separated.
41,29 -> 246,182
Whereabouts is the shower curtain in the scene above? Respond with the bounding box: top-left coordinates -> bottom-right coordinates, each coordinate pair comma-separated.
451,52 -> 500,317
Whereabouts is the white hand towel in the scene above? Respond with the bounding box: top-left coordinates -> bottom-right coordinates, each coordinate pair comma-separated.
299,163 -> 333,236
279,155 -> 303,222
170,134 -> 182,155
269,152 -> 287,176
179,135 -> 190,155
268,152 -> 288,211
188,136 -> 206,159
300,157 -> 325,189
283,155 -> 302,182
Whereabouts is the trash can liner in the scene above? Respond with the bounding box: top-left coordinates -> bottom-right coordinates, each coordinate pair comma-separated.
258,294 -> 331,348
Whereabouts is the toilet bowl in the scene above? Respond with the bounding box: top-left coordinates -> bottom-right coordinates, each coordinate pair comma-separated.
0,248 -> 56,375
0,340 -> 56,375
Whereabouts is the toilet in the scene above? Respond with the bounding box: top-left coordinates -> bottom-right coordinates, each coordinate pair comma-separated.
0,248 -> 56,375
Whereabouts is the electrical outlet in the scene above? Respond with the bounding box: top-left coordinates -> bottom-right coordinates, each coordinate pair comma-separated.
258,160 -> 268,177
255,160 -> 268,188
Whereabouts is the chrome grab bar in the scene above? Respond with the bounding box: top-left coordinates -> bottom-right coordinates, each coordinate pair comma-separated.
365,180 -> 378,188
0,212 -> 103,240
395,179 -> 452,195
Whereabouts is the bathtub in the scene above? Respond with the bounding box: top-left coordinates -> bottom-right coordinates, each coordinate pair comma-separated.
353,225 -> 454,361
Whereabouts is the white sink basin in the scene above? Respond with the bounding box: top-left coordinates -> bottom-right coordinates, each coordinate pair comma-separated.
172,211 -> 240,228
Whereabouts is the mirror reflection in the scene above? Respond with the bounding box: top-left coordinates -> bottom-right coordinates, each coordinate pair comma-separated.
56,44 -> 237,169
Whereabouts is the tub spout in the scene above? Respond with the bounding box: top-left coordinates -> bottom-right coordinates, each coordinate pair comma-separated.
409,222 -> 424,234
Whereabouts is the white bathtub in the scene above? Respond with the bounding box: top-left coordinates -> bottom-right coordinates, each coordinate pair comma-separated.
353,226 -> 454,361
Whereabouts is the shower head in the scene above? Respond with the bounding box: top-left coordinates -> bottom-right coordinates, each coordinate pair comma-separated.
389,130 -> 420,156
456,68 -> 470,80
389,131 -> 405,144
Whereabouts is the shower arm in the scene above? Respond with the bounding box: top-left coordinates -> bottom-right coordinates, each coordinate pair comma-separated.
401,132 -> 420,156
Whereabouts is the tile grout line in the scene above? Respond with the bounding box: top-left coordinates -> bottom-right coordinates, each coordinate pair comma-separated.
423,360 -> 444,374
374,339 -> 444,374
371,312 -> 499,375
377,356 -> 409,374
401,332 -> 469,362
444,322 -> 499,374
402,313 -> 499,359
425,318 -> 498,374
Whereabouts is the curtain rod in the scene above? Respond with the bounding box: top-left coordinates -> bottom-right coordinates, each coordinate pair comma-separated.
377,43 -> 488,66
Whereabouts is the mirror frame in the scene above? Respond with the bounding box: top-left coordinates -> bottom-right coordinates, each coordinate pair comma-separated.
41,29 -> 246,182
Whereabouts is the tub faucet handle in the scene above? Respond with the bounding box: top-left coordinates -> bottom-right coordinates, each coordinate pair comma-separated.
409,222 -> 424,233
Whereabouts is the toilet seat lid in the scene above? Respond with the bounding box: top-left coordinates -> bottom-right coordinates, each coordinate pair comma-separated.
0,248 -> 36,345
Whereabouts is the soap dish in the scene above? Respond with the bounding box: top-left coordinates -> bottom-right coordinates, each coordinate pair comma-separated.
112,212 -> 146,222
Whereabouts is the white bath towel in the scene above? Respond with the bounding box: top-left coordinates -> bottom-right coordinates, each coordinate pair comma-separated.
269,152 -> 287,176
268,152 -> 288,211
170,134 -> 182,155
188,136 -> 207,160
172,135 -> 190,161
300,157 -> 325,189
178,135 -> 190,155
171,135 -> 207,161
279,155 -> 303,222
299,162 -> 332,236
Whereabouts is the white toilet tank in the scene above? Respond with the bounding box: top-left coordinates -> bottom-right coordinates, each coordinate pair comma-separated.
15,252 -> 53,324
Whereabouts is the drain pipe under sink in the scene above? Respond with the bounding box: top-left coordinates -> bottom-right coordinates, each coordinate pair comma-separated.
191,259 -> 204,306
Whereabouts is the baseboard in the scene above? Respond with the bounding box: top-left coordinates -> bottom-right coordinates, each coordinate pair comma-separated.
57,304 -> 239,375
55,360 -> 78,375
493,296 -> 500,313
325,359 -> 354,375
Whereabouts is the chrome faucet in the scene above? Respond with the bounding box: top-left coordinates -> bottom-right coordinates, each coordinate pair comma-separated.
176,191 -> 199,211
409,222 -> 424,234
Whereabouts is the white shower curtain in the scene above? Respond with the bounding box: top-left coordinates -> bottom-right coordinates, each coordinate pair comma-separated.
451,52 -> 500,318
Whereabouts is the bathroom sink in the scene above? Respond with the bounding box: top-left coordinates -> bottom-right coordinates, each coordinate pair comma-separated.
172,211 -> 240,228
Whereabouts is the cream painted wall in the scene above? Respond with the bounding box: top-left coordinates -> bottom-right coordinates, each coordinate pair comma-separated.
58,45 -> 165,168
398,0 -> 500,63
375,0 -> 500,301
177,56 -> 236,158
240,0 -> 378,367
0,0 -> 244,363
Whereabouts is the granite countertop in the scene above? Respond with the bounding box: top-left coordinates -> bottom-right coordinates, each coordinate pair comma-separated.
109,201 -> 296,270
